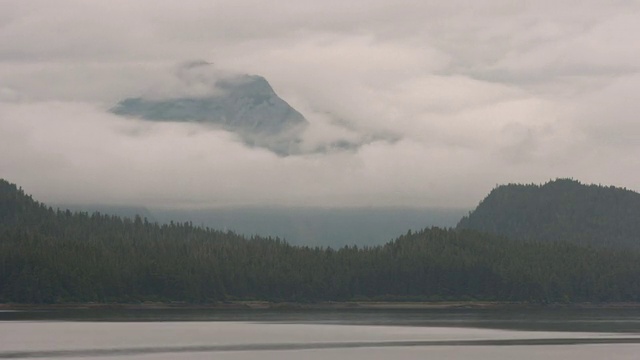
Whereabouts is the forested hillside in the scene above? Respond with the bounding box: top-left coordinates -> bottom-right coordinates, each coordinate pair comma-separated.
457,179 -> 640,248
2,179 -> 640,304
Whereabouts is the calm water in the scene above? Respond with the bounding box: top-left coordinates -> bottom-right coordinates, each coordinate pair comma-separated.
2,308 -> 640,359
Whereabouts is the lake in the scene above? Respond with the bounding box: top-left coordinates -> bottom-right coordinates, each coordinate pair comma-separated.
2,307 -> 640,359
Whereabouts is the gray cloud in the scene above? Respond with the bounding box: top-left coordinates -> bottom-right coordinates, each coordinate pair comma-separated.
1,0 -> 639,208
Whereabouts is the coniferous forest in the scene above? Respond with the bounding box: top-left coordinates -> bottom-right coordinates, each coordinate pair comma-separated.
458,179 -> 640,248
2,178 -> 640,304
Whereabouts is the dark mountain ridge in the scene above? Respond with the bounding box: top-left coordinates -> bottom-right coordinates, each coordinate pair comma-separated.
457,179 -> 640,248
3,177 -> 640,304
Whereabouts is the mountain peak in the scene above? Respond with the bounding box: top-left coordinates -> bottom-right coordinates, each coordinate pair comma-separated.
110,66 -> 308,155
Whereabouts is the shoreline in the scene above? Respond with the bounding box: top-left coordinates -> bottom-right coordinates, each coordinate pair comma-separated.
3,301 -> 640,311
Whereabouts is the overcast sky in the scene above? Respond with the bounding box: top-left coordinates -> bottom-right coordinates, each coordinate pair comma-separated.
1,0 -> 639,209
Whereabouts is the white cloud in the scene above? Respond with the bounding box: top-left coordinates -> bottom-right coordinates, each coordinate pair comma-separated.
1,0 -> 639,208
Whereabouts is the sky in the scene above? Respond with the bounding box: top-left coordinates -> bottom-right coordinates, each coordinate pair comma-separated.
1,0 -> 639,209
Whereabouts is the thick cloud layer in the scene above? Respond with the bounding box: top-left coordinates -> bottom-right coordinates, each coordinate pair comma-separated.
1,0 -> 639,208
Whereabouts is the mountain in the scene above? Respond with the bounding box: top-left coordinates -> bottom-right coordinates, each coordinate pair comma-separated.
111,63 -> 308,155
457,179 -> 640,248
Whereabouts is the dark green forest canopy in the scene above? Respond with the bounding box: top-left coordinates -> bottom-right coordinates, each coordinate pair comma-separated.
2,178 -> 640,304
457,178 -> 640,249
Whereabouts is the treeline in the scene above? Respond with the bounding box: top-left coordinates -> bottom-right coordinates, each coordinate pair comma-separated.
2,179 -> 640,304
458,178 -> 640,248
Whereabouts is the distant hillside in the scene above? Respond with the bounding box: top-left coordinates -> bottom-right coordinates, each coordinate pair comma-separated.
457,179 -> 640,248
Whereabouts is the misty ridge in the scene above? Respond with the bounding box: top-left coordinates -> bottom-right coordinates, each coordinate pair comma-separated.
110,61 -> 393,156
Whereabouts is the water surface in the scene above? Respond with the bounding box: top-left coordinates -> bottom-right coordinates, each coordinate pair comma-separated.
2,308 -> 640,359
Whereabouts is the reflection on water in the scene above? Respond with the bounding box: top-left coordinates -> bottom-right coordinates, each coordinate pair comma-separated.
3,338 -> 640,359
1,308 -> 640,359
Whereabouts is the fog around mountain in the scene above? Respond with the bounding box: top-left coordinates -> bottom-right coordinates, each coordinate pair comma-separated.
111,62 -> 310,155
